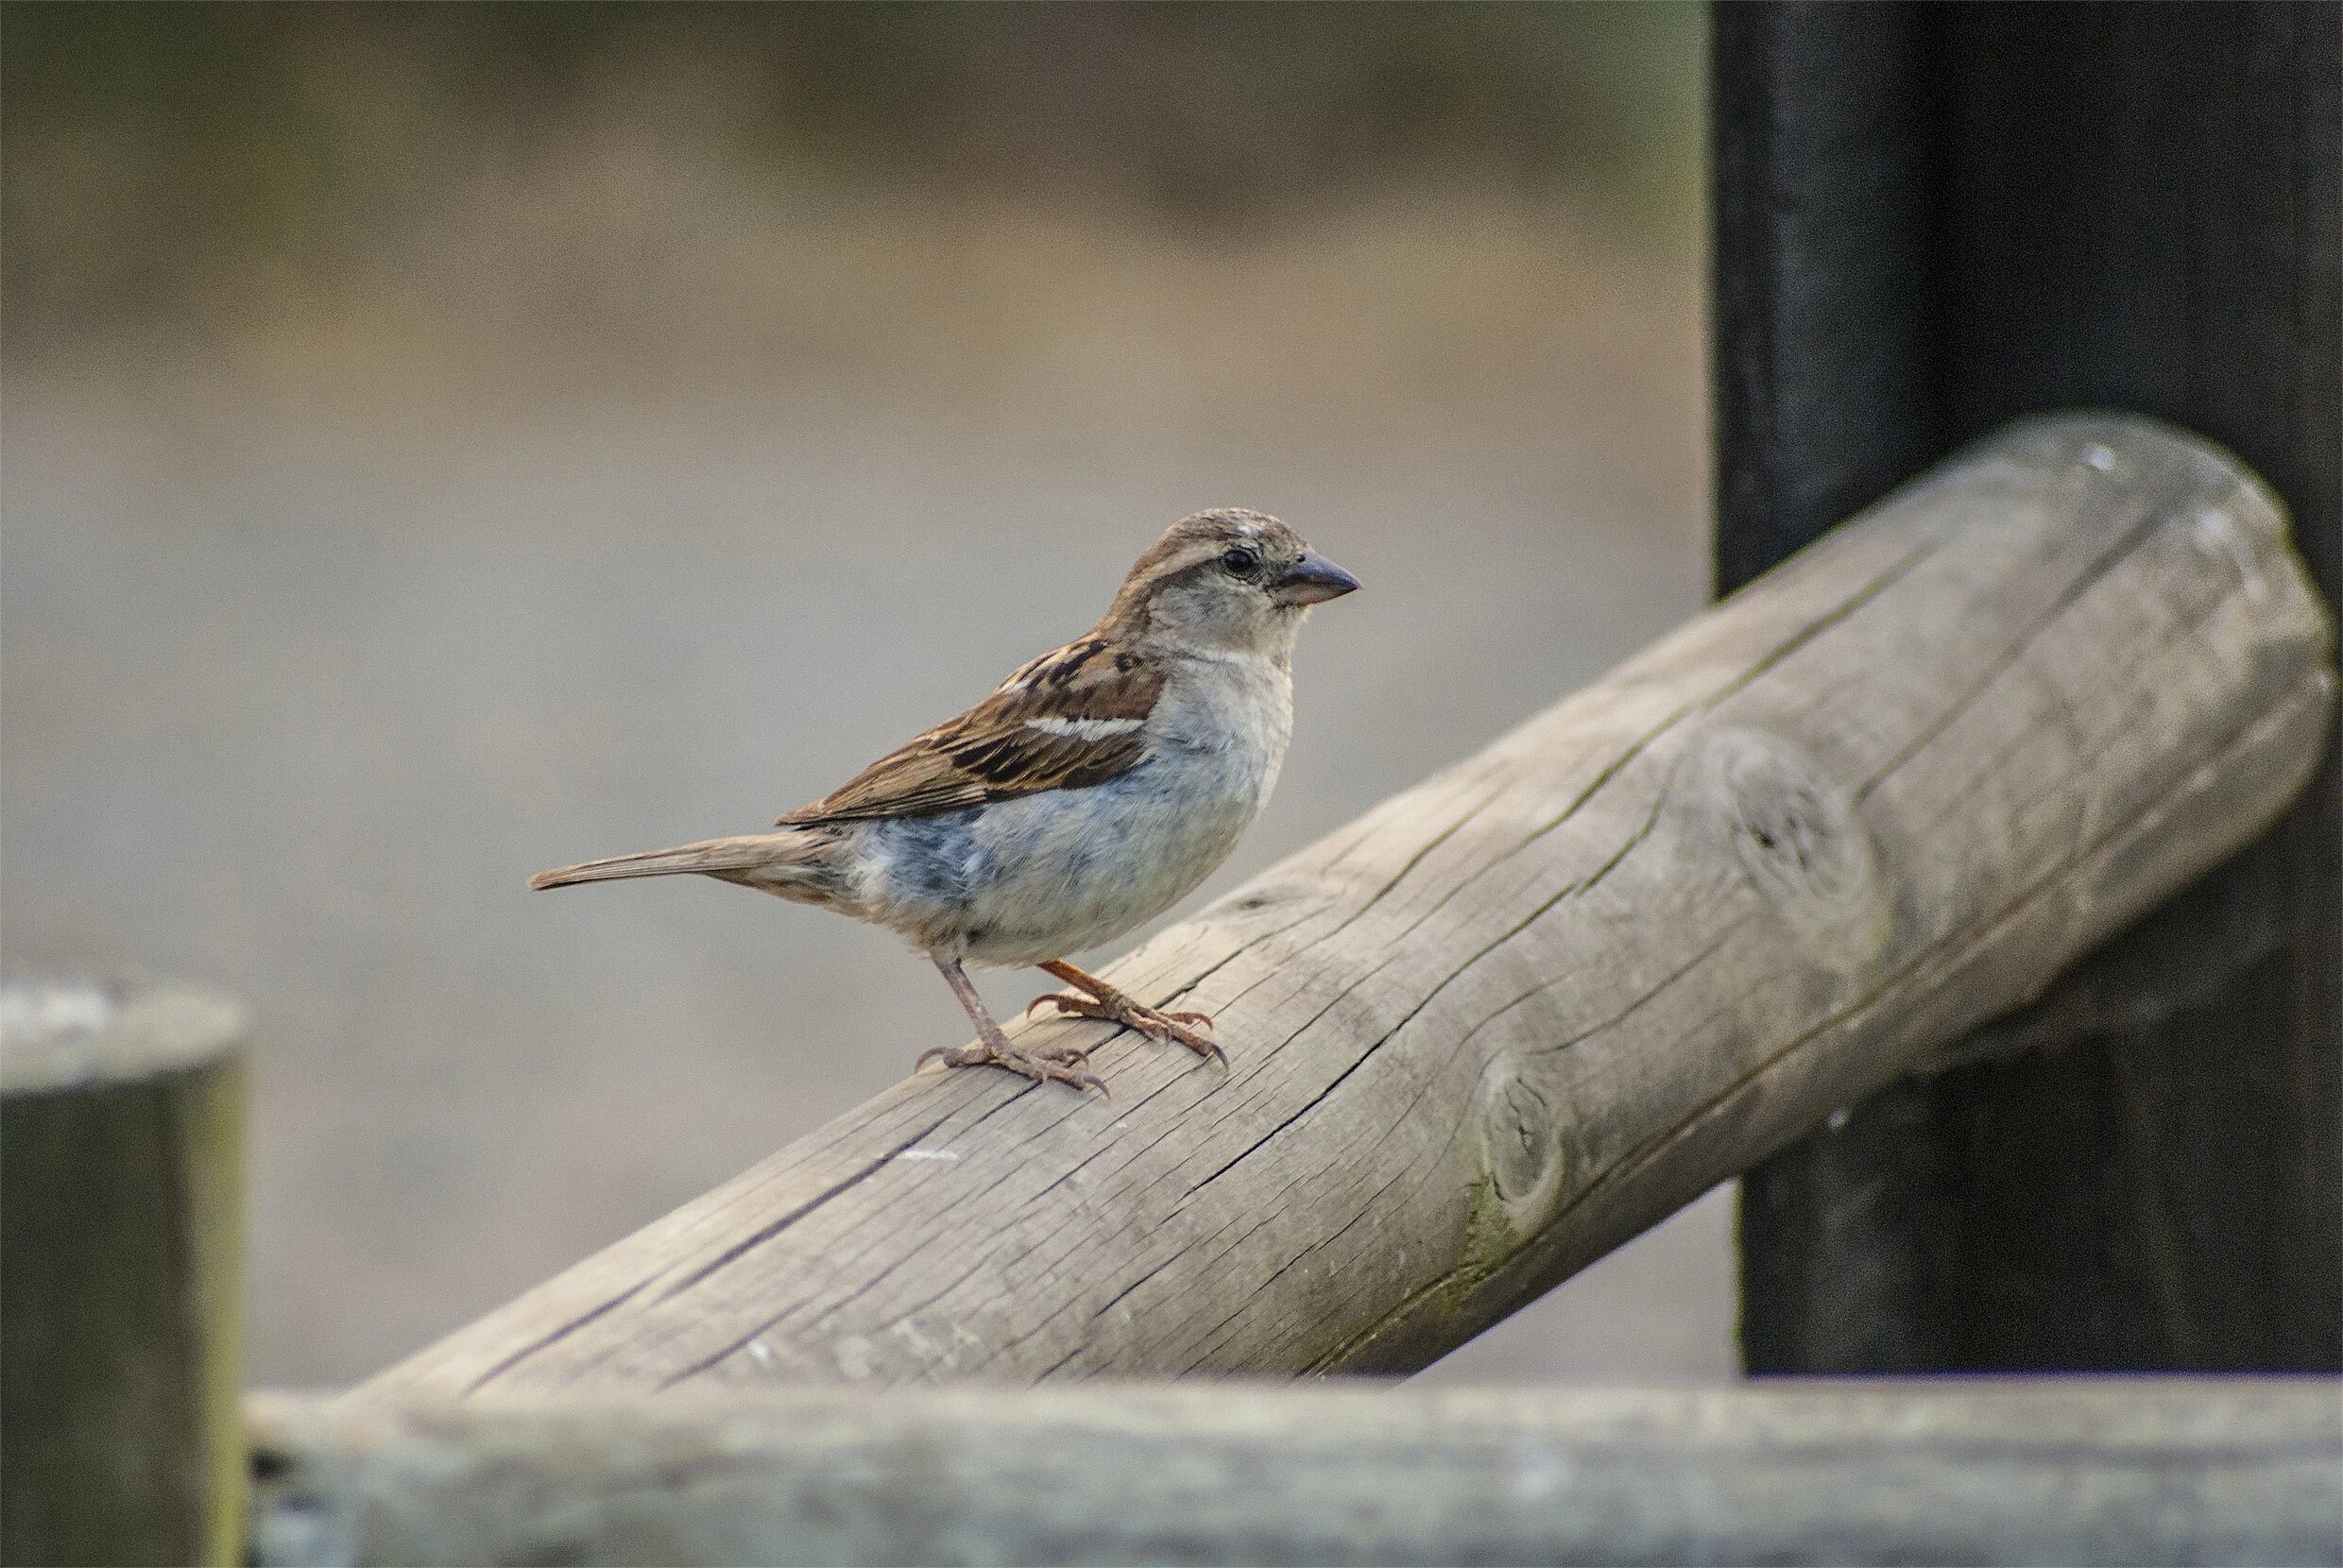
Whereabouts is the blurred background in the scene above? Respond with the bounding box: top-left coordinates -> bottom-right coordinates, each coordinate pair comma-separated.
1,2 -> 1719,1387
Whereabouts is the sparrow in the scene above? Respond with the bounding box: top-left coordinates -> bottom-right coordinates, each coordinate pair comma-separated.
530,509 -> 1360,1093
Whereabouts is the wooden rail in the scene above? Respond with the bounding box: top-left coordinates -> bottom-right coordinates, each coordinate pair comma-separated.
251,1381 -> 2343,1566
361,413 -> 2335,1398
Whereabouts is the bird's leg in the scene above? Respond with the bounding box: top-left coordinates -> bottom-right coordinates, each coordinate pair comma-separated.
1026,959 -> 1223,1065
917,952 -> 1106,1095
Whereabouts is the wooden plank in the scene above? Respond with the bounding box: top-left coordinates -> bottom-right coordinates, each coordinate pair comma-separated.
1719,0 -> 2343,1375
250,1381 -> 2343,1567
1,980 -> 250,1568
357,413 -> 2334,1398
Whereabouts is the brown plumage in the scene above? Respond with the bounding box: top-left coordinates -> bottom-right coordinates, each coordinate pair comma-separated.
778,639 -> 1166,826
525,832 -> 829,890
530,507 -> 1360,1094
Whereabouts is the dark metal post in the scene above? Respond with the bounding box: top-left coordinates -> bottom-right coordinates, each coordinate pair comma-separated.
1716,0 -> 2341,1372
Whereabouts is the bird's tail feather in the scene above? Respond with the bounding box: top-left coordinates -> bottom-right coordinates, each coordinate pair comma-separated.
529,831 -> 824,891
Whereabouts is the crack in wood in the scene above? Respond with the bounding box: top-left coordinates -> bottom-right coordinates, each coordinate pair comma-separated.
351,416 -> 2334,1398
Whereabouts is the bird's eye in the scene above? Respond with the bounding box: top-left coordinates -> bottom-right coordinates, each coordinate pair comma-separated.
1221,546 -> 1261,578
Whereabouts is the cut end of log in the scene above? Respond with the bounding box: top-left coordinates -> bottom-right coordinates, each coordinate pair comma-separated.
0,978 -> 249,1097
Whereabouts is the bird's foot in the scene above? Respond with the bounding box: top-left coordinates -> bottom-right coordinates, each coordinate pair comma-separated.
915,1039 -> 1106,1097
1027,985 -> 1224,1065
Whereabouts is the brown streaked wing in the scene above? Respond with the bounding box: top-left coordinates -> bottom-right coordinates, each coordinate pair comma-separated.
776,638 -> 1163,826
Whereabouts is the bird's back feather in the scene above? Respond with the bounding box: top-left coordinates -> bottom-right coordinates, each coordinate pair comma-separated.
776,637 -> 1164,827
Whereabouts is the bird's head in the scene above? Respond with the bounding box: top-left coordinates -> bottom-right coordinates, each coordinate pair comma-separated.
1104,508 -> 1360,659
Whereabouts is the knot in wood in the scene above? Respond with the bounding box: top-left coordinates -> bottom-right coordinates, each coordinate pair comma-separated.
1226,880 -> 1305,914
1473,1056 -> 1565,1216
1694,729 -> 1890,975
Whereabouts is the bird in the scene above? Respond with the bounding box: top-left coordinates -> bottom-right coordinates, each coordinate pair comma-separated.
529,509 -> 1359,1093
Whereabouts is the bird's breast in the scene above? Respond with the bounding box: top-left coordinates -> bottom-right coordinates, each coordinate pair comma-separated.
855,658 -> 1292,965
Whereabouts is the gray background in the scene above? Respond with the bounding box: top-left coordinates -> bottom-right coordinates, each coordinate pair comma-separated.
1,5 -> 1727,1387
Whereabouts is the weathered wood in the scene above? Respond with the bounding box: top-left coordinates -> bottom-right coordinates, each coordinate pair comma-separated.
360,413 -> 2334,1398
1719,0 -> 2343,1374
252,1381 -> 2343,1567
1,980 -> 250,1568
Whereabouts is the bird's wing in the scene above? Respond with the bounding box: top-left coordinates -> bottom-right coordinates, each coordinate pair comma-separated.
777,637 -> 1165,826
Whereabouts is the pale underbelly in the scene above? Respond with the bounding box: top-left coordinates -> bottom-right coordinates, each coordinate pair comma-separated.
854,761 -> 1266,965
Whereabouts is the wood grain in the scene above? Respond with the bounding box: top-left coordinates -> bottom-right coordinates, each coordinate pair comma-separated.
252,1381 -> 2343,1567
1,980 -> 250,1567
360,413 -> 2335,1398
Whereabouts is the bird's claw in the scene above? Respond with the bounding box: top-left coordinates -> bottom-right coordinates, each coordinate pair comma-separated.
915,1040 -> 1106,1098
1027,990 -> 1225,1066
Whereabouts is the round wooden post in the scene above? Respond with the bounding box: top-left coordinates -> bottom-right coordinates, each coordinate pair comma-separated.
2,980 -> 249,1567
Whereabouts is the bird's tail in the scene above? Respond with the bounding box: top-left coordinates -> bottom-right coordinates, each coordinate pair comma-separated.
529,831 -> 827,891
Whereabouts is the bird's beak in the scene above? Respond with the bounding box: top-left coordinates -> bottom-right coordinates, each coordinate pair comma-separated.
1272,551 -> 1361,606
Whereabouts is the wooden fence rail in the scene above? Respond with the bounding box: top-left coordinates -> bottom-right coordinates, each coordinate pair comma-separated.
358,412 -> 2334,1399
249,1381 -> 2343,1567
